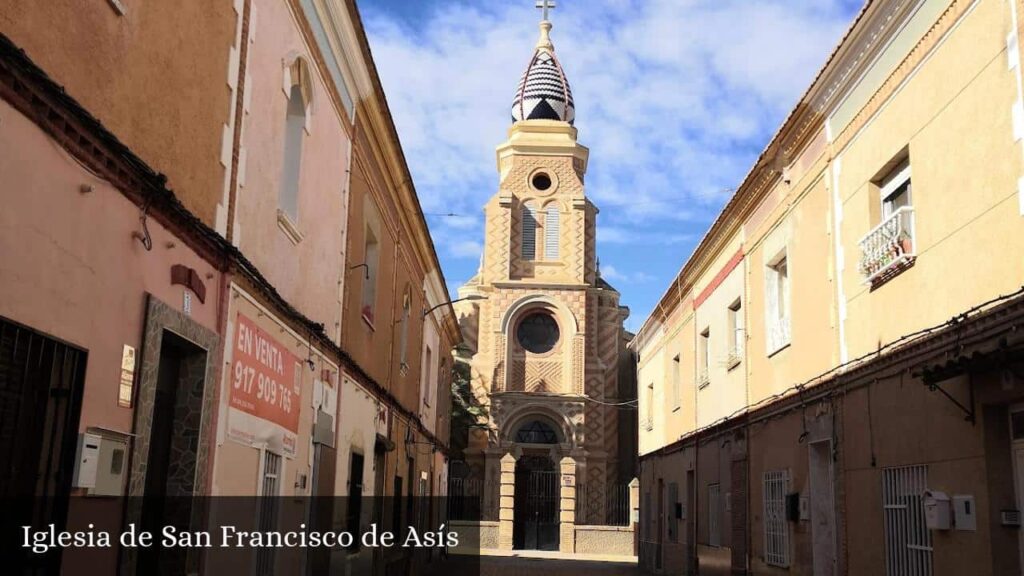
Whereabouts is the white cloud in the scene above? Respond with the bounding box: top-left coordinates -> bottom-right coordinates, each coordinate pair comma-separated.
365,0 -> 856,323
448,239 -> 483,259
601,264 -> 656,285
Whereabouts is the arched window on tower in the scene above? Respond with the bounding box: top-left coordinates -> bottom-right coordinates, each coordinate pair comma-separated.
522,202 -> 538,260
280,58 -> 310,224
544,204 -> 560,259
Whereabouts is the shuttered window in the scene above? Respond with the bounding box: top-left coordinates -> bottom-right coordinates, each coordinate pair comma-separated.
522,203 -> 537,260
544,205 -> 559,259
764,470 -> 790,567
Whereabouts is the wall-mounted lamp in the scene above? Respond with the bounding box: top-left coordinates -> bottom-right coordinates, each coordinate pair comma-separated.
422,294 -> 487,318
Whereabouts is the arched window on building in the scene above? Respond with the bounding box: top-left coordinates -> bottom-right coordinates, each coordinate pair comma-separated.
280,57 -> 311,224
522,202 -> 538,260
544,204 -> 559,259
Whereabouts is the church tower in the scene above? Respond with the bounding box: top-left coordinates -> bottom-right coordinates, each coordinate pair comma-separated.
454,5 -> 635,545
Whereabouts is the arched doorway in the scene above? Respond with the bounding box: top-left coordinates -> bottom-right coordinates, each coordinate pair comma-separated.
512,419 -> 561,550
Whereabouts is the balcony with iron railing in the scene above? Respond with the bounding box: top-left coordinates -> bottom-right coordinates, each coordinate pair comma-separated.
858,206 -> 916,285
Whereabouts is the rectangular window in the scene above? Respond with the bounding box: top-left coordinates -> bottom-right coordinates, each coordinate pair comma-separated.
422,346 -> 433,407
860,157 -> 915,283
346,452 -> 365,551
644,383 -> 654,431
765,253 -> 790,354
763,470 -> 790,567
698,328 -> 710,388
708,483 -> 721,547
881,159 -> 912,218
670,354 -> 681,409
728,299 -> 743,368
361,226 -> 380,325
883,465 -> 932,576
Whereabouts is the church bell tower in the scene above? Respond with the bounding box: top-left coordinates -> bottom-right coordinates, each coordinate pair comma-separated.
453,4 -> 634,541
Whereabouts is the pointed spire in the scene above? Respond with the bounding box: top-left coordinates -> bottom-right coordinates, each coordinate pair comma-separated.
511,0 -> 574,125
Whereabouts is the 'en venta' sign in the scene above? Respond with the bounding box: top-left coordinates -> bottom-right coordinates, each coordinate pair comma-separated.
230,313 -> 300,435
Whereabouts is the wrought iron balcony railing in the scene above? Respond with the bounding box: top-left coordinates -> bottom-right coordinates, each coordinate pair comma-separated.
858,206 -> 915,284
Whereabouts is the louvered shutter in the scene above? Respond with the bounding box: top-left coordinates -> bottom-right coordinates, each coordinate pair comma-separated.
522,204 -> 537,260
544,205 -> 560,259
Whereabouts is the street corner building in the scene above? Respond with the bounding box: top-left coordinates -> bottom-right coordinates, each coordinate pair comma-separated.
0,1 -> 459,575
632,0 -> 1024,575
450,14 -> 639,556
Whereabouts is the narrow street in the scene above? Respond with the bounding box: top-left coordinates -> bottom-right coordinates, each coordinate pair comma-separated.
478,556 -> 642,576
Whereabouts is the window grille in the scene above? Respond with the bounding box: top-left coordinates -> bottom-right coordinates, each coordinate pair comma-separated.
257,451 -> 282,576
882,465 -> 932,576
763,470 -> 790,567
544,205 -> 559,259
522,204 -> 537,260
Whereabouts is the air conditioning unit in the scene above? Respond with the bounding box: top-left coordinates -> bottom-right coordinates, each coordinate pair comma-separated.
1001,509 -> 1021,527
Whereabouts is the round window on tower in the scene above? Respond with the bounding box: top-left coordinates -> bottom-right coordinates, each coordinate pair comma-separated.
531,172 -> 552,191
516,311 -> 560,354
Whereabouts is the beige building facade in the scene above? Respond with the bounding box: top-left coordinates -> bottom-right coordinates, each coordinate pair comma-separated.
454,18 -> 636,552
635,0 -> 1024,574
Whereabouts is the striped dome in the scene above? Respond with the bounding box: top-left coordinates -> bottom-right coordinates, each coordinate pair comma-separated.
511,22 -> 575,125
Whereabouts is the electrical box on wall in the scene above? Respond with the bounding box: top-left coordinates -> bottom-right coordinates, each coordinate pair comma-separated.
73,433 -> 101,489
953,495 -> 977,531
924,491 -> 951,530
91,433 -> 128,497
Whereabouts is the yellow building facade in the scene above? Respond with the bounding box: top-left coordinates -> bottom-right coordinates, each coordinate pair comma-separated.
454,19 -> 636,552
635,0 -> 1024,574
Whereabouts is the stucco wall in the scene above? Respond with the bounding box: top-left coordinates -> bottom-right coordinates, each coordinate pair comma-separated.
574,525 -> 635,556
0,98 -> 223,438
0,0 -> 234,225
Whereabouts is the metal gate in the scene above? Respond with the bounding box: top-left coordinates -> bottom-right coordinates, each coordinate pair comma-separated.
0,317 -> 87,576
514,469 -> 560,550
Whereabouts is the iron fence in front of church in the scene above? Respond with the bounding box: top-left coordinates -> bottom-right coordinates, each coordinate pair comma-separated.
447,476 -> 484,521
574,482 -> 631,526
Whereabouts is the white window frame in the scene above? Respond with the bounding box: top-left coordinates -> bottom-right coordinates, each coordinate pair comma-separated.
670,354 -> 681,409
727,298 -> 743,369
698,328 -> 710,389
765,252 -> 791,355
644,382 -> 654,431
763,469 -> 790,567
880,159 -> 912,219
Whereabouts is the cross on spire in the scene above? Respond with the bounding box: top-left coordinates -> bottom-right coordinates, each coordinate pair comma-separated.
535,0 -> 556,22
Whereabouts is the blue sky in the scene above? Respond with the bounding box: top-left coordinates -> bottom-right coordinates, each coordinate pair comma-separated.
362,0 -> 863,332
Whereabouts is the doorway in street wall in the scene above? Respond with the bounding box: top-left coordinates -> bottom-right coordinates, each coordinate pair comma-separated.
513,454 -> 559,551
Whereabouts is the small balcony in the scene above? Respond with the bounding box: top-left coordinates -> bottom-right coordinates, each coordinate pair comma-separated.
858,206 -> 916,285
